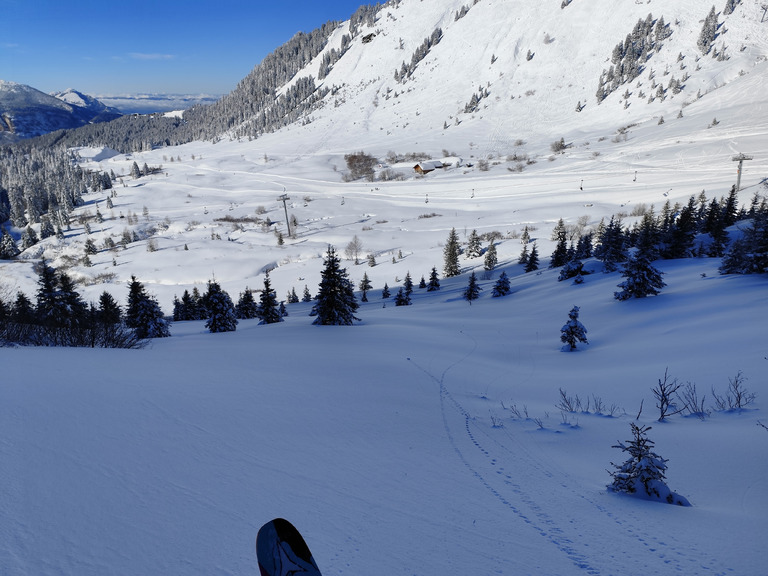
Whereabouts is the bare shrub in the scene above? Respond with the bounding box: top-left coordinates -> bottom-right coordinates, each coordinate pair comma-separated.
550,138 -> 567,153
652,368 -> 687,421
344,151 -> 378,181
378,168 -> 406,181
677,382 -> 708,420
712,371 -> 756,411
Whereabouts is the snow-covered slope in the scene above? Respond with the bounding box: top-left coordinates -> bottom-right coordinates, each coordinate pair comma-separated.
242,0 -> 768,157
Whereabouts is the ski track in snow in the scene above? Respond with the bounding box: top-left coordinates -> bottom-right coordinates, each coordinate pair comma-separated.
408,331 -> 731,576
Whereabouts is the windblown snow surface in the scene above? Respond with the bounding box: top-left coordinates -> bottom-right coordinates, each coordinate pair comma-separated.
1,0 -> 767,574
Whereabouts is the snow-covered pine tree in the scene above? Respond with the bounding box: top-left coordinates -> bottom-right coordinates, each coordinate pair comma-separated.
723,0 -> 740,15
381,282 -> 391,299
614,251 -> 666,300
491,270 -> 511,297
443,228 -> 461,277
558,259 -> 584,282
0,227 -> 20,259
125,276 -> 171,339
418,275 -> 426,289
466,229 -> 482,259
463,271 -> 481,302
608,423 -> 690,506
427,266 -> 440,291
302,285 -> 313,302
560,306 -> 588,351
484,241 -> 498,271
257,273 -> 282,325
21,226 -> 39,250
235,287 -> 259,319
205,280 -> 238,333
312,245 -> 360,325
697,6 -> 719,54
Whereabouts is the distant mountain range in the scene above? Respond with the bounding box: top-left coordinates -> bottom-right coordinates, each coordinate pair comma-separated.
0,81 -> 122,142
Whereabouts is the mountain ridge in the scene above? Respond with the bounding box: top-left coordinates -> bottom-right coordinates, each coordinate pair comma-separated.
0,81 -> 121,142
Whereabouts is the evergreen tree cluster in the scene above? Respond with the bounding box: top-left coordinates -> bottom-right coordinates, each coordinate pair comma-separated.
697,6 -> 720,55
595,13 -> 672,104
0,262 -> 153,347
394,28 -> 443,83
0,146 -> 102,230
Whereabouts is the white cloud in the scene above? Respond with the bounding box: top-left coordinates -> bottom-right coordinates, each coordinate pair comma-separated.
129,53 -> 175,61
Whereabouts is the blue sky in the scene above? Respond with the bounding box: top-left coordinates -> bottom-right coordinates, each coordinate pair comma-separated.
2,0 -> 367,96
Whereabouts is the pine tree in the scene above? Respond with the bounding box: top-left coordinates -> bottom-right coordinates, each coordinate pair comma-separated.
466,229 -> 482,258
463,271 -> 481,302
125,276 -> 171,338
287,287 -> 299,304
97,291 -> 122,324
484,241 -> 498,271
257,273 -> 282,325
426,267 -> 440,291
491,271 -> 511,297
524,243 -> 540,272
403,271 -> 414,296
443,227 -> 461,277
235,287 -> 259,319
595,216 -> 626,272
359,272 -> 372,302
205,279 -> 238,332
608,423 -> 690,505
12,291 -> 35,324
560,306 -> 588,351
550,230 -> 569,268
0,227 -> 20,259
84,237 -> 98,255
697,6 -> 718,54
558,259 -> 585,282
418,275 -> 427,289
302,285 -> 313,302
381,282 -> 391,299
394,287 -> 411,306
312,246 -> 360,325
614,251 -> 666,300
21,226 -> 39,250
518,243 -> 529,265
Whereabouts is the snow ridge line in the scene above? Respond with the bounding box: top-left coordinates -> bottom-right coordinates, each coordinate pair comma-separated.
407,353 -> 602,575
